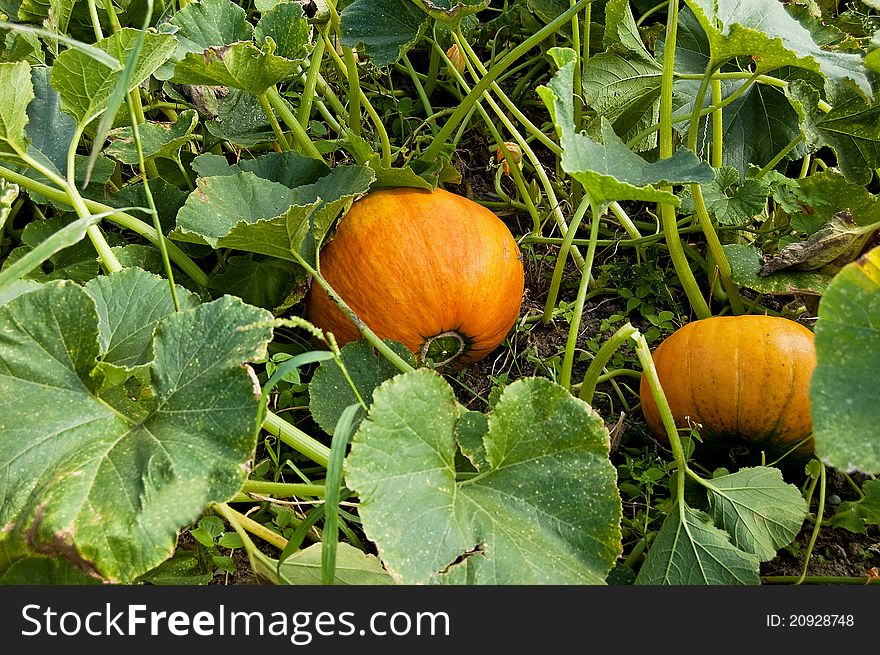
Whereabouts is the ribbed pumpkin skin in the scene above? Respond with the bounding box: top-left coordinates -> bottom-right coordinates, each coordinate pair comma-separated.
305,187 -> 524,366
639,315 -> 817,465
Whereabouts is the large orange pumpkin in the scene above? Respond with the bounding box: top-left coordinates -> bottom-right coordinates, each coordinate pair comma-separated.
305,187 -> 525,367
639,315 -> 817,468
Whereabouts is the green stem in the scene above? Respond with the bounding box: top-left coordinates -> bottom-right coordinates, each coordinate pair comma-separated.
46,128 -> 122,275
686,61 -> 715,152
125,93 -> 181,311
265,86 -> 323,160
560,202 -> 603,391
297,34 -> 326,129
658,0 -> 710,319
258,92 -> 291,151
610,201 -> 642,240
241,480 -> 326,498
423,41 -> 441,97
402,53 -> 436,134
421,0 -> 591,163
439,36 -> 579,263
711,78 -> 723,168
542,196 -> 590,323
212,501 -> 288,552
755,134 -> 806,179
320,31 -> 392,167
579,322 -> 639,403
263,410 -> 331,469
633,331 -> 688,474
796,460 -> 826,585
86,0 -> 104,40
690,183 -> 745,315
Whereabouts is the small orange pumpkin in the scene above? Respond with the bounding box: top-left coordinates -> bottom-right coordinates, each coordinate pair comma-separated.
639,315 -> 817,467
305,187 -> 525,367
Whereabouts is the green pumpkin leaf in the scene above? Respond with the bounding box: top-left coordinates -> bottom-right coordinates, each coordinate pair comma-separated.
157,0 -> 255,80
346,370 -> 622,584
0,555 -> 102,585
173,165 -> 374,259
17,0 -> 76,35
50,29 -> 177,127
703,467 -> 808,561
209,255 -> 306,313
255,1 -> 310,62
723,243 -> 830,296
261,543 -> 393,585
635,503 -> 761,585
308,338 -> 415,436
340,0 -> 428,67
671,10 -> 809,175
787,80 -> 880,186
0,280 -> 274,582
0,60 -> 34,159
172,41 -> 300,96
828,480 -> 880,533
603,0 -> 655,59
683,0 -> 871,96
84,267 -> 200,385
23,65 -> 76,178
811,244 -> 880,474
105,109 -> 200,164
192,150 -> 329,187
582,52 -> 662,152
172,171 -> 319,254
540,49 -> 713,210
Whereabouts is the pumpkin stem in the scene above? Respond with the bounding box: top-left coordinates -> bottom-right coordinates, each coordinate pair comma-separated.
421,331 -> 467,367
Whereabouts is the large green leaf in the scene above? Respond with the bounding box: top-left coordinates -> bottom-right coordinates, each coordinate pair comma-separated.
0,60 -> 34,158
582,52 -> 662,152
168,0 -> 254,52
172,165 -> 374,259
17,0 -> 76,35
340,0 -> 428,67
254,1 -> 310,62
308,338 -> 416,436
684,0 -> 871,96
670,10 -> 808,175
172,41 -> 300,96
0,279 -> 274,582
50,29 -> 177,127
704,468 -> 807,561
345,370 -> 622,584
635,503 -> 761,585
603,0 -> 654,59
209,254 -> 306,313
105,109 -> 199,164
191,150 -> 330,190
157,0 -> 254,79
25,65 -> 76,177
83,267 -> 200,384
540,49 -> 713,210
810,244 -> 880,474
787,80 -> 880,186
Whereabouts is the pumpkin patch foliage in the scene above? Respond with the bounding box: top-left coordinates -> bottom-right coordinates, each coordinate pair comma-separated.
0,0 -> 878,589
